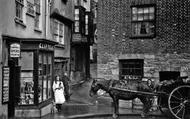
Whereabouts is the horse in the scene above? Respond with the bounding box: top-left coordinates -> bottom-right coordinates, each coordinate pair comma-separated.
89,78 -> 154,118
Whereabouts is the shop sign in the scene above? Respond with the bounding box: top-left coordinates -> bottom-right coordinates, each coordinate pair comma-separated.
10,43 -> 20,58
2,66 -> 9,104
39,43 -> 54,50
73,34 -> 82,42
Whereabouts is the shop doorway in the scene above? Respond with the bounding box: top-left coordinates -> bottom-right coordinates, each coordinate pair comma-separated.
8,59 -> 20,118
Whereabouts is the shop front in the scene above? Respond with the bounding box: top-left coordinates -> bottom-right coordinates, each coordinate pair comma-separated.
3,35 -> 57,118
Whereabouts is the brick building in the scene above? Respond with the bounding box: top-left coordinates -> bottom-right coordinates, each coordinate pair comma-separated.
97,0 -> 190,83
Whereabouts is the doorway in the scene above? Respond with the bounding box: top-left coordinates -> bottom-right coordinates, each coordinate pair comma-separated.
159,71 -> 180,81
8,59 -> 20,118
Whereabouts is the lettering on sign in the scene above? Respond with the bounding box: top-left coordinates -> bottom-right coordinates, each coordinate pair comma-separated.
2,66 -> 9,103
39,43 -> 54,50
10,43 -> 20,58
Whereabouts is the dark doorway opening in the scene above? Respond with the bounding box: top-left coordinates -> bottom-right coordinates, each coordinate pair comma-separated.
159,71 -> 180,107
8,59 -> 20,118
159,71 -> 180,81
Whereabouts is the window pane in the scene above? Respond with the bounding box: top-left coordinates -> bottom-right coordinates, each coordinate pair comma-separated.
54,20 -> 59,34
149,22 -> 155,35
59,23 -> 63,35
149,13 -> 154,20
38,76 -> 42,103
20,75 -> 34,105
138,14 -> 144,21
54,35 -> 59,42
132,14 -> 137,21
35,14 -> 40,28
144,14 -> 149,20
43,76 -> 47,101
47,76 -> 51,99
21,52 -> 34,70
149,7 -> 155,13
39,53 -> 43,76
75,9 -> 79,20
144,8 -> 149,14
140,22 -> 147,34
138,8 -> 143,14
132,7 -> 137,14
75,21 -> 79,32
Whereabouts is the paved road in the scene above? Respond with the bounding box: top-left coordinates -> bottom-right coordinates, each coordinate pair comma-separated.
44,115 -> 169,119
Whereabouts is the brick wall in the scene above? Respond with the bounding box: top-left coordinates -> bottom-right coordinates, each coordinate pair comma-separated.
97,0 -> 190,80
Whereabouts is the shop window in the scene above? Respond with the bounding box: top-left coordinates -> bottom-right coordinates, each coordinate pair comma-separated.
19,51 -> 34,105
38,52 -> 53,103
119,59 -> 144,80
131,5 -> 155,38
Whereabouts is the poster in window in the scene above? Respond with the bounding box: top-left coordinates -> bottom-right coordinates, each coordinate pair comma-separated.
2,66 -> 10,104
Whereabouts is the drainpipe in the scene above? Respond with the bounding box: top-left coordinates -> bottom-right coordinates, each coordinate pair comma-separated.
44,0 -> 47,39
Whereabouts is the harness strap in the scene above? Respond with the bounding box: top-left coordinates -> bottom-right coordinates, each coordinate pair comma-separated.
108,79 -> 114,91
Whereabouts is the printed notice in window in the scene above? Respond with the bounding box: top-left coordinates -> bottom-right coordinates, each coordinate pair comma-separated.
2,66 -> 10,104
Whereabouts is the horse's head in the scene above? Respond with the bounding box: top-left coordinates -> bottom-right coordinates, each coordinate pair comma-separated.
89,78 -> 102,97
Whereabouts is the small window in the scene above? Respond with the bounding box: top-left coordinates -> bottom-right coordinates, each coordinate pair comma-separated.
15,0 -> 24,21
131,5 -> 155,38
75,21 -> 80,32
26,1 -> 35,16
85,15 -> 88,35
53,20 -> 65,45
34,0 -> 41,29
119,59 -> 144,80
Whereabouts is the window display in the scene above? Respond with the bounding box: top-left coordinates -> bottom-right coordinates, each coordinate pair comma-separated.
18,51 -> 53,105
19,52 -> 34,105
38,52 -> 53,102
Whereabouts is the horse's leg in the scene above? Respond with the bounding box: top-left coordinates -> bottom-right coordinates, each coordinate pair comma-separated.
112,96 -> 119,119
139,96 -> 151,117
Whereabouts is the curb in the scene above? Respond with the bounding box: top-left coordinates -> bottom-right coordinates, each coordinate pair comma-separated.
66,112 -> 164,119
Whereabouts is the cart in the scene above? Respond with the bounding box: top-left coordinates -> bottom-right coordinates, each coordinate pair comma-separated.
110,76 -> 190,119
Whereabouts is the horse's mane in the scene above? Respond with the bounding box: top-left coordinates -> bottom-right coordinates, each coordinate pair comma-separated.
95,78 -> 112,91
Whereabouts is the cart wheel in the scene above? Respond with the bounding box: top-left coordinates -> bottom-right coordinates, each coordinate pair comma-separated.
168,85 -> 190,119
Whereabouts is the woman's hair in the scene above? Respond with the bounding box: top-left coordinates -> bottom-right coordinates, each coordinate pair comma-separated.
55,75 -> 60,83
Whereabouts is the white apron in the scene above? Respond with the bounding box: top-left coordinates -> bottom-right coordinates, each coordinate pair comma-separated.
53,81 -> 65,104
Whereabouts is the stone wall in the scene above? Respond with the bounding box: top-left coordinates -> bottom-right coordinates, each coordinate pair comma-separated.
98,53 -> 190,83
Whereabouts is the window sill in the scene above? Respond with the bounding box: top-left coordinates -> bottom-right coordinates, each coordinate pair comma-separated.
26,12 -> 35,18
14,17 -> 26,28
34,28 -> 42,33
55,44 -> 65,49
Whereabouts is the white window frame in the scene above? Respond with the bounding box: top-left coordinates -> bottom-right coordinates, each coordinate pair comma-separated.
26,1 -> 35,17
54,20 -> 65,45
34,0 -> 42,30
15,0 -> 25,23
131,5 -> 155,38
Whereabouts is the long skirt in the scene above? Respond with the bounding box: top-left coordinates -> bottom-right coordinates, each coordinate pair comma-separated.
54,89 -> 65,104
